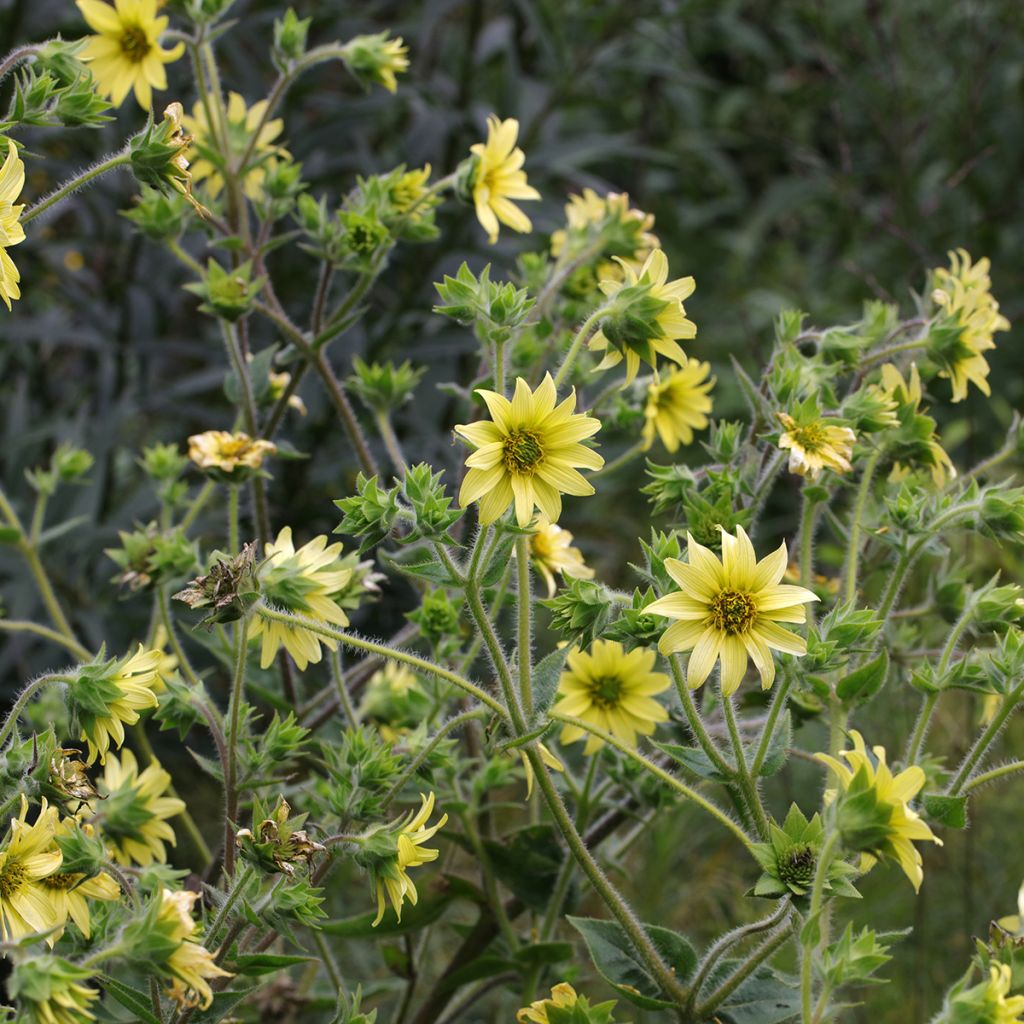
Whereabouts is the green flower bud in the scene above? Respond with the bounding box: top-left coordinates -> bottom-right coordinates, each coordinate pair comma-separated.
273,8 -> 311,67
184,258 -> 265,322
348,358 -> 425,414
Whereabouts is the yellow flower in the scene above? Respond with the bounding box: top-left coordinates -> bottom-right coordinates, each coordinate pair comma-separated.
647,526 -> 818,695
343,32 -> 410,94
268,369 -> 307,416
518,742 -> 565,799
977,965 -> 1024,1023
931,249 -> 1010,402
183,92 -> 289,201
468,115 -> 541,244
550,189 -> 658,260
77,0 -> 184,110
588,249 -> 697,386
250,527 -> 354,669
518,983 -> 581,1024
8,955 -> 99,1024
777,412 -> 856,481
816,730 -> 941,892
553,639 -> 670,755
368,34 -> 409,93
880,363 -> 955,485
156,889 -> 232,1010
455,374 -> 603,527
89,748 -> 185,866
0,139 -> 26,310
187,430 -> 277,476
42,820 -> 120,940
373,793 -> 448,926
642,358 -> 714,452
0,797 -> 64,943
527,514 -> 594,598
77,645 -> 162,764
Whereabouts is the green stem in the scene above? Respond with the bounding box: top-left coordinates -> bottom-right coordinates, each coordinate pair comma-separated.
224,616 -> 250,876
0,619 -> 90,661
964,759 -> 1024,793
800,830 -> 840,1023
21,152 -> 130,225
254,604 -> 508,719
593,441 -> 645,477
376,411 -> 408,475
552,309 -> 604,389
228,485 -> 240,554
493,338 -> 506,397
668,656 -> 732,776
722,693 -> 770,839
858,334 -> 929,370
329,650 -> 359,727
157,585 -> 202,688
208,864 -> 255,942
750,674 -> 792,776
842,448 -> 882,605
180,481 -> 215,531
0,45 -> 39,83
798,491 -> 820,625
0,674 -> 73,749
515,536 -> 533,719
947,677 -> 1024,795
550,713 -> 757,854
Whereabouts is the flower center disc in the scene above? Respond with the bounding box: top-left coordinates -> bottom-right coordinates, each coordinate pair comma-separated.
709,589 -> 757,634
503,430 -> 544,475
120,26 -> 151,63
791,423 -> 828,453
588,674 -> 623,709
0,859 -> 26,899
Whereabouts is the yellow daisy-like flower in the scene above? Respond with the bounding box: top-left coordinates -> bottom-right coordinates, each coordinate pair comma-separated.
8,956 -> 99,1024
77,645 -> 161,765
42,820 -> 120,940
187,430 -> 277,476
455,374 -> 604,528
880,363 -> 955,486
518,983 -> 581,1024
182,92 -> 289,202
776,412 -> 856,481
552,639 -> 670,755
647,527 -> 818,695
250,527 -> 355,669
468,115 -> 541,244
0,797 -> 64,944
588,249 -> 697,386
156,889 -> 232,1011
642,358 -> 715,452
88,748 -> 185,866
816,730 -> 941,892
343,32 -> 410,94
372,793 -> 448,926
931,249 -> 1010,403
550,189 -> 658,260
526,514 -> 594,598
0,139 -> 26,311
77,0 -> 184,110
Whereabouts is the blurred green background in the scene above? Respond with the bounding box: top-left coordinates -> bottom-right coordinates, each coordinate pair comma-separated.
1,0 -> 1023,1019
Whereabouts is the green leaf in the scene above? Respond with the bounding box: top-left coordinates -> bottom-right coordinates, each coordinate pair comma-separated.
922,792 -> 968,829
712,965 -> 800,1024
484,825 -> 564,911
383,552 -> 458,585
756,711 -> 792,777
652,741 -> 729,782
230,953 -> 316,976
513,941 -> 574,967
531,646 -> 572,722
438,955 -> 517,993
567,915 -> 697,1009
0,526 -> 22,544
836,650 -> 888,705
99,975 -> 162,1024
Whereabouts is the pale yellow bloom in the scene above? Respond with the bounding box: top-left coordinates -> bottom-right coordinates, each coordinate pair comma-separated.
642,358 -> 714,452
0,139 -> 26,310
156,889 -> 231,1011
588,249 -> 697,386
527,514 -> 594,597
455,374 -> 603,527
880,363 -> 956,485
550,189 -> 658,260
77,0 -> 184,110
43,820 -> 120,939
648,526 -> 818,695
469,116 -> 540,244
817,730 -> 941,892
553,640 -> 670,755
373,793 -> 448,925
0,798 -> 64,944
777,413 -> 856,481
518,983 -> 581,1024
187,430 -> 276,475
89,748 -> 184,866
183,92 -> 289,201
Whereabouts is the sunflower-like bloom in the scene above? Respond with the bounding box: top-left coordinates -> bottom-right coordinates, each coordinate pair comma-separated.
455,374 -> 603,527
468,115 -> 540,244
550,189 -> 658,261
343,32 -> 409,93
43,820 -> 120,939
642,358 -> 714,452
947,965 -> 1024,1024
518,983 -> 582,1024
0,797 -> 64,943
183,92 -> 289,201
187,430 -> 276,477
880,363 -> 955,485
777,412 -> 856,481
816,731 -> 941,892
552,640 -> 670,755
527,515 -> 594,598
155,889 -> 232,1011
0,140 -> 26,310
372,793 -> 448,926
76,645 -> 162,764
88,749 -> 185,866
9,955 -> 99,1024
77,0 -> 184,110
930,249 -> 1010,403
588,249 -> 697,386
648,527 -> 818,695
250,527 -> 355,669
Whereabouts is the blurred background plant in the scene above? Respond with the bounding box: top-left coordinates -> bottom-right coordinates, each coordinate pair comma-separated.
1,1 -> 1023,1020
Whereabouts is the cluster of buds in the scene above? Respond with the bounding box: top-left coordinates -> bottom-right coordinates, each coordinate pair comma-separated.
434,262 -> 535,346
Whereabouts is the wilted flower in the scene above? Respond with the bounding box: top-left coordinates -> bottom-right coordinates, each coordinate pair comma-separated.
527,514 -> 594,598
642,358 -> 715,452
0,139 -> 26,310
777,411 -> 856,481
48,749 -> 97,803
236,797 -> 325,876
188,430 -> 276,479
174,543 -> 261,626
648,526 -> 818,694
454,374 -> 603,527
154,888 -> 232,1010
